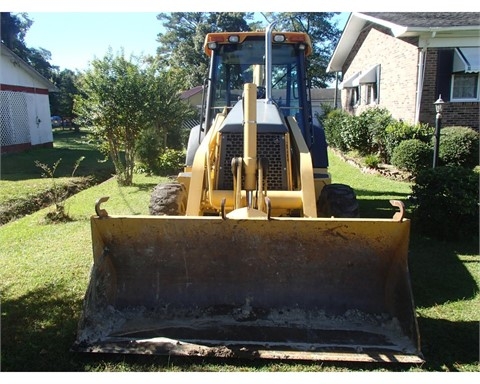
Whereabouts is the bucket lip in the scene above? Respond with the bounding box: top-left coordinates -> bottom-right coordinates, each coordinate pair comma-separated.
72,336 -> 424,364
92,214 -> 410,223
73,306 -> 422,364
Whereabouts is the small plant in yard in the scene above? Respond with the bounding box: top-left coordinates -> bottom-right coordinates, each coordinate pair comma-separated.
34,156 -> 85,223
363,154 -> 380,169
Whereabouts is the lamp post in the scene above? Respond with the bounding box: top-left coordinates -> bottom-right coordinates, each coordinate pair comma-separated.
432,95 -> 444,168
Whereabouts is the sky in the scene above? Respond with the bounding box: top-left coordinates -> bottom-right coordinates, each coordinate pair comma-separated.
24,12 -> 163,72
19,11 -> 350,73
4,1 -> 472,73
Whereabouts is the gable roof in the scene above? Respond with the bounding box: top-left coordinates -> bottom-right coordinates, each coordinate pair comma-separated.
180,85 -> 203,100
1,43 -> 59,92
361,12 -> 480,29
327,12 -> 480,72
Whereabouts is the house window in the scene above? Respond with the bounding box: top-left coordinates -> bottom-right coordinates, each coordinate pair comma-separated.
446,47 -> 480,101
451,72 -> 479,100
364,83 -> 378,105
349,87 -> 360,107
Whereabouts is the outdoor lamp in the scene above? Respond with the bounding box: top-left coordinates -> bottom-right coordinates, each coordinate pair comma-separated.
432,95 -> 444,168
434,96 -> 444,114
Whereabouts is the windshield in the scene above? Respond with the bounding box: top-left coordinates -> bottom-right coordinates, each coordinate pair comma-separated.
210,37 -> 304,119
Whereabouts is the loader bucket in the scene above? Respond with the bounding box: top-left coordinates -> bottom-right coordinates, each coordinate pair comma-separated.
73,206 -> 423,363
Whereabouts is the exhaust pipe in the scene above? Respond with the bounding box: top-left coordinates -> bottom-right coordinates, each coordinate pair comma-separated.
265,20 -> 278,104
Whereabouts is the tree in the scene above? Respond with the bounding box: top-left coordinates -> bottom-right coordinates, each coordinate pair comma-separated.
74,50 -> 196,185
156,12 -> 255,88
261,12 -> 342,88
50,69 -> 80,129
146,62 -> 197,150
155,12 -> 341,89
1,12 -> 31,56
74,50 -> 152,186
1,12 -> 57,81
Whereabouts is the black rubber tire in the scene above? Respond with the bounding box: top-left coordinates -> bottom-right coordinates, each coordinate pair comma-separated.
149,182 -> 187,216
317,183 -> 360,218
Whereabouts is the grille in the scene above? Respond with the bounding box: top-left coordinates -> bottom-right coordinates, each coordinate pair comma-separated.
218,133 -> 287,190
1,91 -> 30,147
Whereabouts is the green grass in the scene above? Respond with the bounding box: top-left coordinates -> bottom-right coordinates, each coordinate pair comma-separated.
1,129 -> 113,182
0,147 -> 478,372
0,129 -> 115,224
327,148 -> 413,218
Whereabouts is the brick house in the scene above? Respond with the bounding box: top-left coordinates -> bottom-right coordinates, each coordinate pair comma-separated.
327,12 -> 480,130
1,43 -> 58,154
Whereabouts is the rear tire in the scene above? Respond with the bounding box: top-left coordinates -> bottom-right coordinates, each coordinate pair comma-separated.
317,183 -> 360,218
149,182 -> 187,215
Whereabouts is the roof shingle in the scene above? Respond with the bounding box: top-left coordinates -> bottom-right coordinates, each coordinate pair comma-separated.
361,12 -> 480,28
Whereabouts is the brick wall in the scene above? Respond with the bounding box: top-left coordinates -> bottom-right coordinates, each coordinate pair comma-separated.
421,49 -> 479,130
340,25 -> 479,130
341,26 -> 420,123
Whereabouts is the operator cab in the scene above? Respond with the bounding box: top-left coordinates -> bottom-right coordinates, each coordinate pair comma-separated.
203,33 -> 313,143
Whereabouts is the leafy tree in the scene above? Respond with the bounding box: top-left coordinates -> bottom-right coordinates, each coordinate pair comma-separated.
1,12 -> 57,80
156,12 -> 255,88
156,12 -> 341,89
73,50 -> 152,186
74,50 -> 195,185
146,61 -> 197,150
50,69 -> 80,127
1,12 -> 32,57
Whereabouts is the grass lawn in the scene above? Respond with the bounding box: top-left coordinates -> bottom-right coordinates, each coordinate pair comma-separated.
0,145 -> 478,373
0,129 -> 114,224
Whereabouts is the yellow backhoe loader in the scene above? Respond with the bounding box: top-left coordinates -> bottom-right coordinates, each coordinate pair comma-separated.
73,22 -> 423,363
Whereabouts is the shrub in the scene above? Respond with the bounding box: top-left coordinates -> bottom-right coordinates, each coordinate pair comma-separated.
384,121 -> 433,163
391,139 -> 432,175
358,107 -> 393,159
341,113 -> 371,155
158,148 -> 185,176
323,109 -> 351,151
316,103 -> 335,124
411,166 -> 479,240
136,126 -> 163,174
437,126 -> 479,168
364,154 -> 380,169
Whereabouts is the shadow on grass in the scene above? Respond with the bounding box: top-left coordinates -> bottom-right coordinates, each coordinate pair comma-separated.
355,188 -> 411,218
1,260 -> 477,372
1,283 -> 84,371
417,317 -> 479,371
409,234 -> 479,308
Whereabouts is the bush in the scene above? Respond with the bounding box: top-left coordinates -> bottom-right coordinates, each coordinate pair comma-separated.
437,126 -> 479,168
341,113 -> 371,155
323,109 -> 351,151
411,166 -> 479,240
316,103 -> 335,124
364,154 -> 380,168
391,139 -> 432,175
158,148 -> 185,176
384,121 -> 433,163
136,127 -> 163,174
358,107 -> 393,159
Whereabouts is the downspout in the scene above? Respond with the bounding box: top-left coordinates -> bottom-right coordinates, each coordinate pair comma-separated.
415,47 -> 427,124
334,72 -> 339,109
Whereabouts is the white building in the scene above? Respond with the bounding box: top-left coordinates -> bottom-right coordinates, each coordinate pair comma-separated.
1,43 -> 58,154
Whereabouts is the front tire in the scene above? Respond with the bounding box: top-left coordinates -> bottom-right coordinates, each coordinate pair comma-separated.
317,183 -> 360,218
149,182 -> 187,216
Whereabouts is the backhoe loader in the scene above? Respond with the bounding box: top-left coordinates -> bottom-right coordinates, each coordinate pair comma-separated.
73,22 -> 423,363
